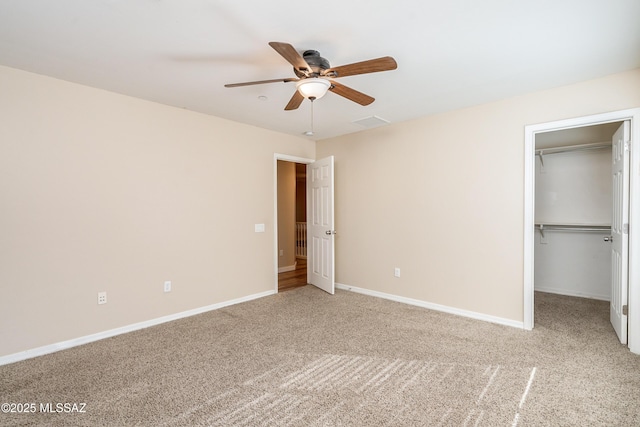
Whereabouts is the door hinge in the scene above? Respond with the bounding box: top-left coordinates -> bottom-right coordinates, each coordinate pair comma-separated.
623,223 -> 629,234
622,305 -> 628,316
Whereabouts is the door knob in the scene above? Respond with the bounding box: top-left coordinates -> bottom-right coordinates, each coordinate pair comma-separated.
325,230 -> 336,235
604,236 -> 613,242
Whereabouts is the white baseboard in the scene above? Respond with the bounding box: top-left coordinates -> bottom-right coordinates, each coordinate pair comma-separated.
336,283 -> 524,329
534,286 -> 610,301
0,290 -> 276,366
278,262 -> 297,273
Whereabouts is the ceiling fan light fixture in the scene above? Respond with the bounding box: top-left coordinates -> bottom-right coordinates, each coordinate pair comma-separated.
296,78 -> 331,100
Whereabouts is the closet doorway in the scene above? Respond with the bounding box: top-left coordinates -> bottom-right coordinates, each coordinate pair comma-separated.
523,108 -> 640,355
533,122 -> 619,302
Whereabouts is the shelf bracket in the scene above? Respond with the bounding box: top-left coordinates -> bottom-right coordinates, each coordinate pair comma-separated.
537,150 -> 545,170
538,224 -> 547,243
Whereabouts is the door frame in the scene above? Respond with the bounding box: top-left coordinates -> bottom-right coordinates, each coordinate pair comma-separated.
273,154 -> 315,292
523,108 -> 640,355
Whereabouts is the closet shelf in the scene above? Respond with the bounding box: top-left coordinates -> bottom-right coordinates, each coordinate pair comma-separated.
535,223 -> 611,238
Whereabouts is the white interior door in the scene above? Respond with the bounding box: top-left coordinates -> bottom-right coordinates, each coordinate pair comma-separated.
610,121 -> 630,344
307,156 -> 335,294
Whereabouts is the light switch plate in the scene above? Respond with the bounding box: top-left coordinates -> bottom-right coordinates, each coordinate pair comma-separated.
255,223 -> 265,233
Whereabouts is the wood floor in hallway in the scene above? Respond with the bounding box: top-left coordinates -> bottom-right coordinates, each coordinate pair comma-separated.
278,258 -> 307,292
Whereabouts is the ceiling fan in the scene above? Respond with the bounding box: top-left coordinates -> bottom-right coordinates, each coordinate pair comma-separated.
225,42 -> 397,110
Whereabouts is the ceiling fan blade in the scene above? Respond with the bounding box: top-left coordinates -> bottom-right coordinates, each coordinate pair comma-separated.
225,77 -> 298,88
324,56 -> 397,78
328,81 -> 375,106
268,42 -> 312,75
284,90 -> 305,111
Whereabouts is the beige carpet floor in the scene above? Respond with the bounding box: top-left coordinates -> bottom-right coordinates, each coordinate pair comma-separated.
1,288 -> 639,426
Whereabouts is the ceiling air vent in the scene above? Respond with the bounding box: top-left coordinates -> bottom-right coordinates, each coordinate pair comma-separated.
352,115 -> 390,129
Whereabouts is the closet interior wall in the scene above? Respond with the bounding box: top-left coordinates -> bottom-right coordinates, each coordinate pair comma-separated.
534,142 -> 612,300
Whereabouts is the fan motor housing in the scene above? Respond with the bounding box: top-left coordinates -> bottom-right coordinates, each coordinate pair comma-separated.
294,50 -> 330,77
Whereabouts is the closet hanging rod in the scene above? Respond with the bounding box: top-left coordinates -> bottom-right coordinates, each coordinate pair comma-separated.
535,142 -> 611,156
535,224 -> 610,238
535,226 -> 611,232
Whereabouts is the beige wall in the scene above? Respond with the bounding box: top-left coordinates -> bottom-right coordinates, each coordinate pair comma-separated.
277,161 -> 296,268
0,66 -> 315,357
317,68 -> 640,323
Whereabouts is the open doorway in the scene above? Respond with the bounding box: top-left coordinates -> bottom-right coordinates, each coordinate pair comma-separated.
533,122 -> 619,302
274,154 -> 314,293
277,160 -> 308,292
523,108 -> 640,355
274,154 -> 336,295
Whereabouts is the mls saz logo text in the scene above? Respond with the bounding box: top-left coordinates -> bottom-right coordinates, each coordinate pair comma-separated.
40,402 -> 87,413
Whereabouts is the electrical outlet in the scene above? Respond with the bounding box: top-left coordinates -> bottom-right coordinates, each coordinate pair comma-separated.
97,291 -> 107,305
164,281 -> 171,293
394,268 -> 401,278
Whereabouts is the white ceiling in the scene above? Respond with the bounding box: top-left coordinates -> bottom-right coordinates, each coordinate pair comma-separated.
1,0 -> 639,140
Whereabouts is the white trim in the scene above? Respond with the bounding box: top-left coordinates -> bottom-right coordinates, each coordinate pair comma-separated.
0,290 -> 275,366
524,124 -> 536,330
336,283 -> 524,329
278,262 -> 297,273
533,287 -> 610,302
274,153 -> 315,164
523,108 -> 640,355
629,110 -> 640,355
273,153 -> 314,293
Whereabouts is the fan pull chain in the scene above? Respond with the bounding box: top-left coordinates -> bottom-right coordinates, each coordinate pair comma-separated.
310,98 -> 314,135
304,98 -> 315,136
